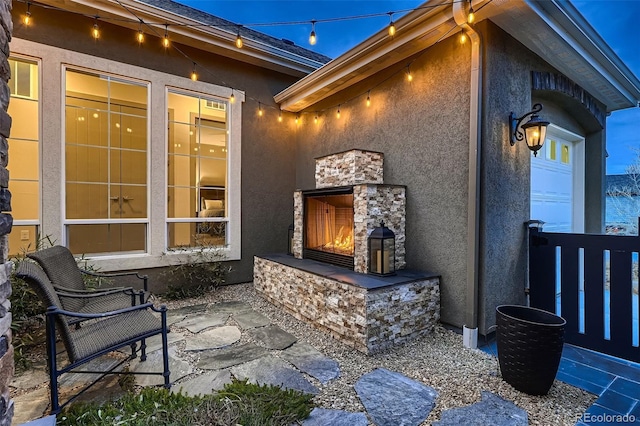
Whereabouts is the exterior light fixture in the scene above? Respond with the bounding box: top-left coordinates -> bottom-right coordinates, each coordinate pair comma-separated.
388,12 -> 396,37
235,27 -> 243,48
24,2 -> 31,26
230,90 -> 235,104
190,63 -> 197,81
278,109 -> 283,122
366,91 -> 371,107
163,24 -> 170,47
509,103 -> 549,156
468,0 -> 475,24
309,20 -> 317,45
92,18 -> 100,39
368,221 -> 395,276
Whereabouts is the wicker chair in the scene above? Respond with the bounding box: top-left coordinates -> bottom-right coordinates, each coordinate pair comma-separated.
15,261 -> 170,415
27,245 -> 150,321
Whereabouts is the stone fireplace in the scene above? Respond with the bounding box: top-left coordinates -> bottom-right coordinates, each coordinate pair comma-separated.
293,150 -> 406,274
254,149 -> 440,354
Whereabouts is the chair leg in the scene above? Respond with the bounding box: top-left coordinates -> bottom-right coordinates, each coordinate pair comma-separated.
46,310 -> 61,415
160,306 -> 170,388
140,338 -> 147,362
129,342 -> 138,360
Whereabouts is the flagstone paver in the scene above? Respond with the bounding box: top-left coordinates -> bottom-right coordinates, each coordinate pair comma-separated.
197,342 -> 268,370
302,408 -> 368,426
231,356 -> 319,395
166,303 -> 208,325
433,391 -> 528,426
129,347 -> 192,386
172,370 -> 233,396
58,356 -> 124,390
175,312 -> 229,333
210,301 -> 253,314
233,310 -> 271,329
281,342 -> 340,383
138,330 -> 186,353
355,368 -> 438,426
12,386 -> 49,425
248,325 -> 297,350
185,326 -> 241,351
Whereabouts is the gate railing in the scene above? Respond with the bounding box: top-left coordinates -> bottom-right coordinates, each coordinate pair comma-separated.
528,226 -> 640,362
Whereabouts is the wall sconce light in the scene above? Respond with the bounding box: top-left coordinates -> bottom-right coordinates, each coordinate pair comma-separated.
509,103 -> 549,156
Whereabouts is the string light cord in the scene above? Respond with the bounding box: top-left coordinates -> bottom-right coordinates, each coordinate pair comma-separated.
17,0 -> 488,120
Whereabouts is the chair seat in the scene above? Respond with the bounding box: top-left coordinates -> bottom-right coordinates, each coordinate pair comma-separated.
69,309 -> 162,362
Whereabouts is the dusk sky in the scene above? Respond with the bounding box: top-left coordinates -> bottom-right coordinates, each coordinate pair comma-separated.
181,1 -> 640,174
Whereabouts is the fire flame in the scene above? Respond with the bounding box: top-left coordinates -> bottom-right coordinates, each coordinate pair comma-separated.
324,225 -> 354,254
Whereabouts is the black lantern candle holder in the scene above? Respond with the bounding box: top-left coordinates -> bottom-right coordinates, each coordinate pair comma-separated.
368,221 -> 395,276
287,224 -> 294,255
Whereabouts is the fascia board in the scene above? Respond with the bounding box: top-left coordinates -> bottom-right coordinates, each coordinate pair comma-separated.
65,0 -> 324,75
524,0 -> 640,111
274,3 -> 452,111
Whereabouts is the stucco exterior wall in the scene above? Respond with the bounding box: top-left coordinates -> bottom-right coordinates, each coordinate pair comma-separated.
294,37 -> 471,328
477,21 -> 605,333
11,3 -> 299,284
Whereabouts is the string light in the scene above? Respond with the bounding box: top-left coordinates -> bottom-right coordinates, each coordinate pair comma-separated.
92,17 -> 100,39
230,90 -> 235,103
191,62 -> 197,81
406,65 -> 413,82
258,102 -> 263,117
336,105 -> 341,119
24,2 -> 31,26
388,12 -> 396,37
468,1 -> 475,24
235,28 -> 243,48
295,114 -> 299,124
366,91 -> 371,107
314,112 -> 318,124
137,29 -> 145,44
460,32 -> 467,44
163,24 -> 170,47
309,20 -> 317,45
278,109 -> 283,122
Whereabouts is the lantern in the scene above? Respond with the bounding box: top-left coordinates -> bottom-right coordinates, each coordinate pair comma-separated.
287,224 -> 294,255
368,221 -> 396,276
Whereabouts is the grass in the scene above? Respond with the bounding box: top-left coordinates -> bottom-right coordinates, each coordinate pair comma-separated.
58,379 -> 314,426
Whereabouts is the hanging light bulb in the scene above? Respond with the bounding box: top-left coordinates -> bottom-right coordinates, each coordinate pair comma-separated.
230,90 -> 235,104
388,13 -> 396,37
468,1 -> 475,24
235,27 -> 243,48
191,63 -> 197,81
92,18 -> 100,39
137,29 -> 144,44
366,91 -> 371,107
314,113 -> 318,124
460,32 -> 467,44
258,102 -> 263,117
309,20 -> 317,45
278,110 -> 283,122
406,66 -> 413,82
24,2 -> 31,26
163,24 -> 170,48
295,114 -> 299,124
336,105 -> 341,119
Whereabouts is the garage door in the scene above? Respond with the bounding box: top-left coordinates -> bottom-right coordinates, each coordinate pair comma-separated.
530,127 -> 584,233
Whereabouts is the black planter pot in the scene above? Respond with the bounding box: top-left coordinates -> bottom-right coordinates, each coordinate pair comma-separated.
496,305 -> 566,395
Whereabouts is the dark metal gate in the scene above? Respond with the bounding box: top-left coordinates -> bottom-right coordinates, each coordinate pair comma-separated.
529,226 -> 640,362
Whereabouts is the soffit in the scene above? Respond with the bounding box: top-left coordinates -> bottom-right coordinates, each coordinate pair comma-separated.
35,0 -> 328,77
275,0 -> 640,113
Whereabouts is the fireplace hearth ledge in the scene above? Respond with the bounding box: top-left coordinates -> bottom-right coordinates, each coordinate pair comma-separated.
254,254 -> 440,354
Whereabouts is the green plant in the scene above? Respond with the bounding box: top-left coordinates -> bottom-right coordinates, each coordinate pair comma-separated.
162,243 -> 232,300
57,379 -> 314,426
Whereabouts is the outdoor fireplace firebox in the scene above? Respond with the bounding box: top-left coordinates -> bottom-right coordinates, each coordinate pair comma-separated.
303,187 -> 354,269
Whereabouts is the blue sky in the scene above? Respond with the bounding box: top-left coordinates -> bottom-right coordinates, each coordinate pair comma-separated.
181,1 -> 640,174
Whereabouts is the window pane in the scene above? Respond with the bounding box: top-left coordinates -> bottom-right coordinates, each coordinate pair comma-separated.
561,144 -> 570,164
66,183 -> 108,219
66,145 -> 108,183
111,185 -> 147,218
167,186 -> 197,219
8,57 -> 39,224
67,223 -> 146,255
111,149 -> 146,185
168,222 -> 226,249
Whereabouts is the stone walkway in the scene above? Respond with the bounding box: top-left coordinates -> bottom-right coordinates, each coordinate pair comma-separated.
14,301 -> 527,425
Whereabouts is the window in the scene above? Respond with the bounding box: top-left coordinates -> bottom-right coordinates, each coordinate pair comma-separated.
7,57 -> 39,256
64,69 -> 148,255
167,90 -> 228,248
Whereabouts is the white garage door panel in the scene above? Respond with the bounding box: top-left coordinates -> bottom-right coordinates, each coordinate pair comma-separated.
530,127 -> 584,233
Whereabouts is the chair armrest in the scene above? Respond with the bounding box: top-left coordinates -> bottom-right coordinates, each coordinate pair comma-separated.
52,284 -> 132,295
80,269 -> 149,292
46,302 -> 156,319
55,287 -> 144,300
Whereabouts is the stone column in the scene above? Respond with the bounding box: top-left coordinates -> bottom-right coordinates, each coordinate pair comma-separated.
0,0 -> 13,424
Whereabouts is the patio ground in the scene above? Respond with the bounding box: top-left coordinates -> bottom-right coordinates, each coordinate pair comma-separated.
13,282 -> 597,425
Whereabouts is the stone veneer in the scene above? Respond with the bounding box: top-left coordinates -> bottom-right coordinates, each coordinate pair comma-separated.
293,184 -> 406,273
0,1 -> 13,425
254,255 -> 440,354
315,149 -> 384,189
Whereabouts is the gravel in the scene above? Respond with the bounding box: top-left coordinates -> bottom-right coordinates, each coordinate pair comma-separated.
161,282 -> 596,426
